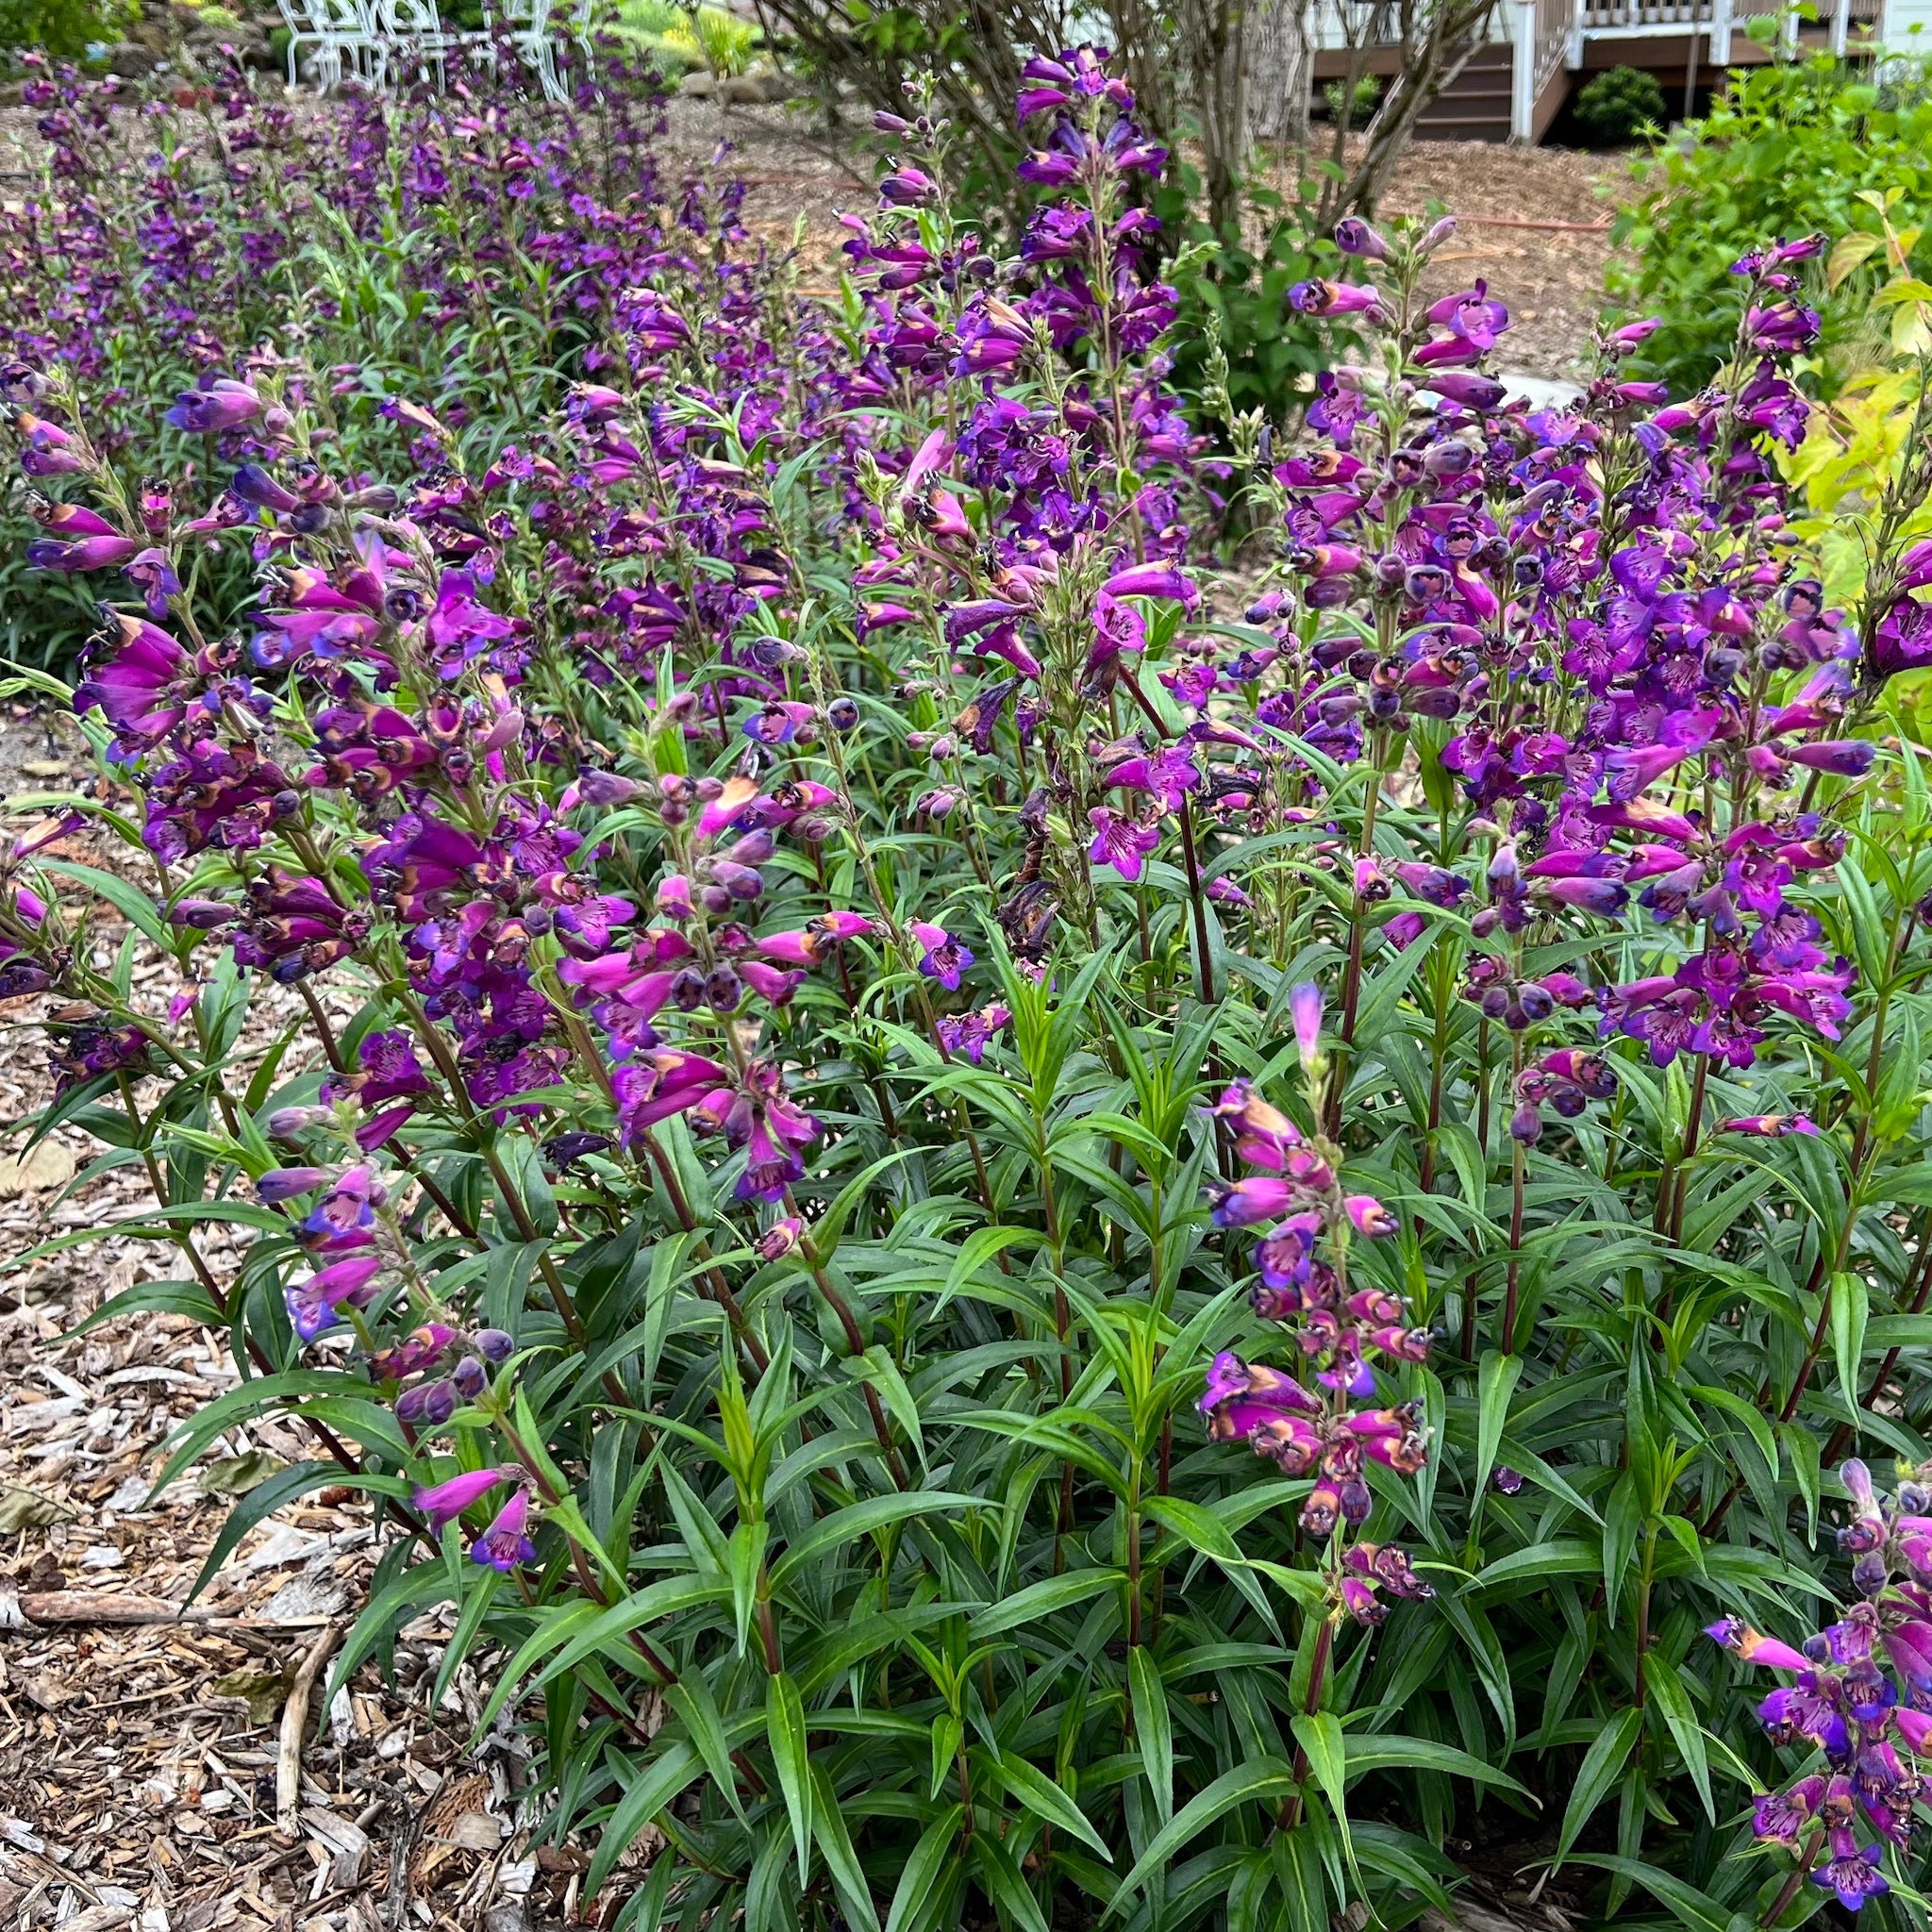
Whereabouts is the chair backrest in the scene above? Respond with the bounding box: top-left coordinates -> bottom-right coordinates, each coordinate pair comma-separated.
378,0 -> 442,33
314,0 -> 374,32
489,0 -> 549,31
277,0 -> 322,33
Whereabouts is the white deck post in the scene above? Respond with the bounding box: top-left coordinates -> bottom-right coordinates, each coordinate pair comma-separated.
1711,0 -> 1732,63
1510,0 -> 1537,140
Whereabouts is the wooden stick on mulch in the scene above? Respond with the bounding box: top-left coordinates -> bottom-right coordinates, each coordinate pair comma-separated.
0,1587 -> 334,1628
276,1621 -> 341,1836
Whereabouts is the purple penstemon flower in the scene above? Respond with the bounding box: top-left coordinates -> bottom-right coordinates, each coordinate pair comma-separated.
910,921 -> 974,990
284,1253 -> 385,1343
936,1002 -> 1010,1063
1087,806 -> 1161,882
163,378 -> 262,434
412,1465 -> 513,1534
1106,744 -> 1201,812
470,1484 -> 537,1572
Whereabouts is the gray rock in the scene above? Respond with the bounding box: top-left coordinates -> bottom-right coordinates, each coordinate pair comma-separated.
678,68 -> 715,97
1495,372 -> 1584,410
106,41 -> 160,77
722,69 -> 791,103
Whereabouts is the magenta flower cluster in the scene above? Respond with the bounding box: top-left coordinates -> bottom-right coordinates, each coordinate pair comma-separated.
1708,1458 -> 1932,1909
1199,986 -> 1434,1626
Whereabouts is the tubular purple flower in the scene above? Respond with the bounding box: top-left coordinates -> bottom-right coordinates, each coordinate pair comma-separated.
1707,1617 -> 1811,1671
1290,982 -> 1324,1071
1198,1351 -> 1323,1441
1209,1176 -> 1296,1227
1101,562 -> 1199,605
1720,1113 -> 1820,1136
1332,216 -> 1389,259
411,1465 -> 511,1534
1608,317 -> 1662,349
258,1166 -> 329,1203
470,1485 -> 537,1572
285,1251 -> 384,1344
395,1378 -> 459,1428
1289,279 -> 1385,318
910,921 -> 974,990
1419,371 -> 1506,409
1088,807 -> 1160,881
163,378 -> 261,434
1344,1194 -> 1398,1238
26,531 -> 141,572
1788,740 -> 1876,776
1813,1833 -> 1888,1911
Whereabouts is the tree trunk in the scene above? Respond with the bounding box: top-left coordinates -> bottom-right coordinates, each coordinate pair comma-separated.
1247,0 -> 1313,149
1176,0 -> 1252,236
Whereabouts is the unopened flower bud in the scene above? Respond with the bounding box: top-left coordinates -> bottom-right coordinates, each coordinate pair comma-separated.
710,859 -> 764,901
1290,981 -> 1324,1076
474,1328 -> 515,1362
757,1217 -> 804,1261
451,1356 -> 487,1399
1345,1194 -> 1398,1238
395,1378 -> 458,1426
580,771 -> 641,806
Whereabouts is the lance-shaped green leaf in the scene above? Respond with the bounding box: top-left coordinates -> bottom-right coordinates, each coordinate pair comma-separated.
1127,1646 -> 1173,1824
765,1670 -> 813,1881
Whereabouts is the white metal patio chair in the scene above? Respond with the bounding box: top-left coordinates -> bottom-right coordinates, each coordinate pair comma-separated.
309,0 -> 387,87
277,0 -> 365,87
375,0 -> 462,89
487,0 -> 568,100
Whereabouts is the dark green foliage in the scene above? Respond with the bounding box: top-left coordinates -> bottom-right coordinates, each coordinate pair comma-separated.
1321,74 -> 1382,130
1574,65 -> 1667,144
0,0 -> 125,60
1156,168 -> 1340,430
1610,49 -> 1932,389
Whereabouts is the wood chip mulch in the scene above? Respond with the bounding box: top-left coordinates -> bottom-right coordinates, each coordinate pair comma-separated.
0,710 -> 640,1932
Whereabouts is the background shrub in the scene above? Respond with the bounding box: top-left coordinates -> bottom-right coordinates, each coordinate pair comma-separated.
1574,63 -> 1667,142
1321,72 -> 1382,128
0,0 -> 126,62
1611,48 -> 1932,389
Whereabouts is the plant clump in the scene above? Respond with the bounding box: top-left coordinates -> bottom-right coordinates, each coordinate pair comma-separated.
8,39 -> 1932,1932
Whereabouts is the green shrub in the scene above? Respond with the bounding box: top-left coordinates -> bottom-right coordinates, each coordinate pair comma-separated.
1575,63 -> 1667,142
1156,164 -> 1342,431
1610,49 -> 1932,389
678,5 -> 757,75
1322,73 -> 1382,129
0,0 -> 125,60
